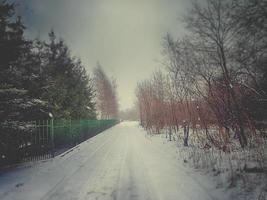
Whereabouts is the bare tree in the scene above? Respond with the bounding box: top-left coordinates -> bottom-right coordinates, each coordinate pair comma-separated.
93,63 -> 118,119
185,0 -> 251,147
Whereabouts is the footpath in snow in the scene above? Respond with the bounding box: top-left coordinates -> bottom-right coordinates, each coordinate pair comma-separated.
0,121 -> 225,200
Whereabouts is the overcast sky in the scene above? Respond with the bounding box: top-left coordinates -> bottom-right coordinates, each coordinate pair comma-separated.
12,0 -> 191,110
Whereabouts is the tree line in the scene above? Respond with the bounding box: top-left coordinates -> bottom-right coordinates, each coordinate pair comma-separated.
0,1 -> 118,162
93,63 -> 119,119
136,0 -> 267,149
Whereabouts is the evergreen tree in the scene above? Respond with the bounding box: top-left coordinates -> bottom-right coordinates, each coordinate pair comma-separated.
37,31 -> 96,119
0,1 -> 96,165
0,1 -> 48,164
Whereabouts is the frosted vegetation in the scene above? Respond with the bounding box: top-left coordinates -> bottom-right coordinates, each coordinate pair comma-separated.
136,0 -> 267,199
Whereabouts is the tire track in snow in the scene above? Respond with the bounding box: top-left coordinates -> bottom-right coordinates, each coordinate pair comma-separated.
77,133 -> 126,200
40,131 -> 120,200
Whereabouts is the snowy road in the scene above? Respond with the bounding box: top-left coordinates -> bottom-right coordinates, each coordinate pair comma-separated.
0,121 -> 221,200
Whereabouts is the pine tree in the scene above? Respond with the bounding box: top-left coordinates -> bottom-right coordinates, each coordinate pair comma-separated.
0,1 -> 97,165
0,1 -> 48,164
36,31 -> 96,119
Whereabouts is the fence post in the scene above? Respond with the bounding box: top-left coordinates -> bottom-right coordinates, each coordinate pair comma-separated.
50,117 -> 55,157
79,119 -> 82,142
69,118 -> 72,146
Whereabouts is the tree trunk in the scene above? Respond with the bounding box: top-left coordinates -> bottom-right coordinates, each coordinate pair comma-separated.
183,124 -> 189,146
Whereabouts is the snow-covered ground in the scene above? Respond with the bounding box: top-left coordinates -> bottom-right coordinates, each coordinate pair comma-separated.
0,121 -> 227,200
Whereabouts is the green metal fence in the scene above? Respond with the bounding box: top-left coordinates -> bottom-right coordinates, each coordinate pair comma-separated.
52,119 -> 117,149
1,119 -> 118,166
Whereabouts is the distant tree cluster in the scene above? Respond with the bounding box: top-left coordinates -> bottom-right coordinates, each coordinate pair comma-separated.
93,63 -> 118,119
119,105 -> 139,121
136,0 -> 267,149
